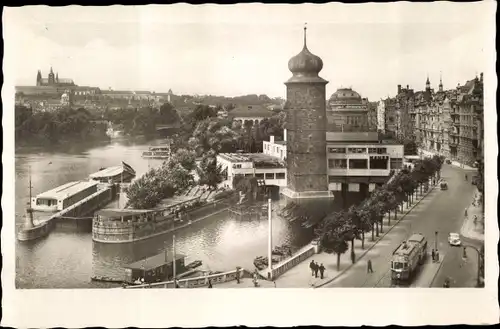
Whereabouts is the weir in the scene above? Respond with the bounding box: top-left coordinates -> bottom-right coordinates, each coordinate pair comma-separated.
17,184 -> 118,242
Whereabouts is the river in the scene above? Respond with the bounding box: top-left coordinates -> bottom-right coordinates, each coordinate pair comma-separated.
15,137 -> 364,289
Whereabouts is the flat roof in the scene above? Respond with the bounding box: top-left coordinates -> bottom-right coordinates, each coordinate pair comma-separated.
125,252 -> 187,271
217,153 -> 286,168
96,208 -> 153,218
37,180 -> 98,200
89,166 -> 125,179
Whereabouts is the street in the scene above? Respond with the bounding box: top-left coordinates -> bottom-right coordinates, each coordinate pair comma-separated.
323,163 -> 480,288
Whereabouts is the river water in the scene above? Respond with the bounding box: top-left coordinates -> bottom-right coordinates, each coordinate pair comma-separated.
15,138 -> 363,289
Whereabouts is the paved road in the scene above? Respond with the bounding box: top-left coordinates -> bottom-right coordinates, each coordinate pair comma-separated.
324,163 -> 478,288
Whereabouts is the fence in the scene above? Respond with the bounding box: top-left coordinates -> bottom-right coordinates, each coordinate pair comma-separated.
125,268 -> 252,289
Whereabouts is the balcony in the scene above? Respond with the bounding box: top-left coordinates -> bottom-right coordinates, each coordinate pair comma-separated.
328,168 -> 390,177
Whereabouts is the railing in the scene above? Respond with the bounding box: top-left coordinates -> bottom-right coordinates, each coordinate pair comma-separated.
124,268 -> 252,289
269,244 -> 316,280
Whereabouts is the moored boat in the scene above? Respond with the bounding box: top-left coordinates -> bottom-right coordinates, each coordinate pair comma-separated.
31,180 -> 100,212
89,162 -> 136,184
142,144 -> 171,159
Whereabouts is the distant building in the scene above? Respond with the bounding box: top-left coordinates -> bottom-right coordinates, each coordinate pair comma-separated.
327,88 -> 372,132
36,67 -> 75,87
228,105 -> 274,125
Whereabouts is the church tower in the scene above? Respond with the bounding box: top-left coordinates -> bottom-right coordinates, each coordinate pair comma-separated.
425,75 -> 431,92
48,67 -> 55,85
36,70 -> 42,86
56,72 -> 59,84
282,25 -> 330,199
439,73 -> 443,92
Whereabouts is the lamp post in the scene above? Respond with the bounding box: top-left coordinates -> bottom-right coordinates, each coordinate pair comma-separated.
267,198 -> 273,280
434,231 -> 438,251
462,244 -> 483,287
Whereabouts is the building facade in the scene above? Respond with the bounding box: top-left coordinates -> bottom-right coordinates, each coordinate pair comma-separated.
388,74 -> 483,166
282,27 -> 330,199
327,88 -> 373,132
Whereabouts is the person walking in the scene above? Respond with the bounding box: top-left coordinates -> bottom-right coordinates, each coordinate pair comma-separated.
464,208 -> 468,218
314,264 -> 319,278
319,263 -> 325,279
431,249 -> 436,262
208,280 -> 213,288
435,250 -> 440,262
309,260 -> 316,277
465,174 -> 468,181
367,259 -> 374,273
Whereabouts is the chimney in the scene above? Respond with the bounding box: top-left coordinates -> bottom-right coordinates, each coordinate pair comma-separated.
480,72 -> 483,82
397,85 -> 401,94
406,85 -> 409,90
283,129 -> 287,142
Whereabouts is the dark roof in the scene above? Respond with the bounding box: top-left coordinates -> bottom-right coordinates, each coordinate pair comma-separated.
229,105 -> 273,118
125,252 -> 187,271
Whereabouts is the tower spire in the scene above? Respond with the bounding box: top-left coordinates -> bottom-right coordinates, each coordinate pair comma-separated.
303,23 -> 307,49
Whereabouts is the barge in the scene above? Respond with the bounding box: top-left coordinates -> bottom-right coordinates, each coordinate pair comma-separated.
31,180 -> 99,212
89,162 -> 136,184
124,251 -> 187,284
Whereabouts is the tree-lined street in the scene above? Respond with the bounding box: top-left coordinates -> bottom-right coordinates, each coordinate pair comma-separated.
323,163 -> 479,288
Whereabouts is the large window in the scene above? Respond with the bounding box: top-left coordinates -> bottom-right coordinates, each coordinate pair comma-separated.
348,148 -> 367,154
328,159 -> 348,169
328,147 -> 346,154
368,147 -> 387,154
390,158 -> 403,169
255,173 -> 265,179
265,173 -> 275,179
369,156 -> 388,169
349,159 -> 368,169
276,172 -> 285,179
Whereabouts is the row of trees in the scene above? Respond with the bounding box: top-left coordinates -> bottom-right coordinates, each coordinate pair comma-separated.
316,155 -> 445,270
15,105 -> 109,145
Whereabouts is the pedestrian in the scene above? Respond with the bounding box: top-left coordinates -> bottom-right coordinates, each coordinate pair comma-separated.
367,259 -> 374,273
463,247 -> 467,259
208,280 -> 213,288
465,174 -> 468,181
435,250 -> 440,262
319,263 -> 325,279
464,208 -> 468,218
309,260 -> 316,277
314,264 -> 319,278
473,215 -> 478,225
431,249 -> 436,262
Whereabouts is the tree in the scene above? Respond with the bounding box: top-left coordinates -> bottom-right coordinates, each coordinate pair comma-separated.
317,211 -> 350,271
169,148 -> 197,172
196,153 -> 224,190
158,102 -> 180,125
232,175 -> 260,204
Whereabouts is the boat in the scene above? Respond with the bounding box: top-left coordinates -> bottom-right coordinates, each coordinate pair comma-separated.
31,180 -> 100,212
123,251 -> 188,284
185,260 -> 203,269
142,144 -> 172,159
89,162 -> 136,184
91,275 -> 125,284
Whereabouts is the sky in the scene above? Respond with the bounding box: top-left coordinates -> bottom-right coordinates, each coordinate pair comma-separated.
3,2 -> 495,100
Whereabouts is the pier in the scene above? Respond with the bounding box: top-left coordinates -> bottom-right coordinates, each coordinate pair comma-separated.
17,184 -> 118,242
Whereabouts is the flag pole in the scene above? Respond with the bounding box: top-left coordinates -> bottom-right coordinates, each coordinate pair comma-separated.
173,234 -> 177,288
267,198 -> 272,280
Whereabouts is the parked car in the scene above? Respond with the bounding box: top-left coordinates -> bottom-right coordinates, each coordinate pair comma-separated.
471,175 -> 479,185
440,180 -> 448,190
448,233 -> 461,246
445,159 -> 452,164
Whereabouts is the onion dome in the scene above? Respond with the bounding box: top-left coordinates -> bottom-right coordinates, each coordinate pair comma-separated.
287,25 -> 324,78
329,88 -> 362,104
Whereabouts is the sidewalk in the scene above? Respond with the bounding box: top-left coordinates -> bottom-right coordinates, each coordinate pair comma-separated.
269,183 -> 438,288
460,188 -> 484,241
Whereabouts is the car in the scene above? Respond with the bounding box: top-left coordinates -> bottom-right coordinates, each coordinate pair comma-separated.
440,181 -> 448,190
448,233 -> 461,246
471,175 -> 479,185
446,159 -> 452,164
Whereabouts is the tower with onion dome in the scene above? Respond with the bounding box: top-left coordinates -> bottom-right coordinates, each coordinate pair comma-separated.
282,25 -> 331,199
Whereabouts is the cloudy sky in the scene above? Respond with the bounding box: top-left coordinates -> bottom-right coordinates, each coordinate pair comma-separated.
3,2 -> 494,100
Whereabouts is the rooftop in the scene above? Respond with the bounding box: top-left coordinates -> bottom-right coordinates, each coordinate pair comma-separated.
96,208 -> 154,218
89,166 -> 128,179
229,105 -> 274,118
217,153 -> 286,168
37,180 -> 98,200
125,252 -> 187,271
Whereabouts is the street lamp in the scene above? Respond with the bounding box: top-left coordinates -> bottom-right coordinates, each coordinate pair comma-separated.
462,244 -> 483,287
434,231 -> 438,251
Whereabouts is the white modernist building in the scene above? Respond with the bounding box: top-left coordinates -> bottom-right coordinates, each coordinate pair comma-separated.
221,129 -> 404,194
216,153 -> 287,188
